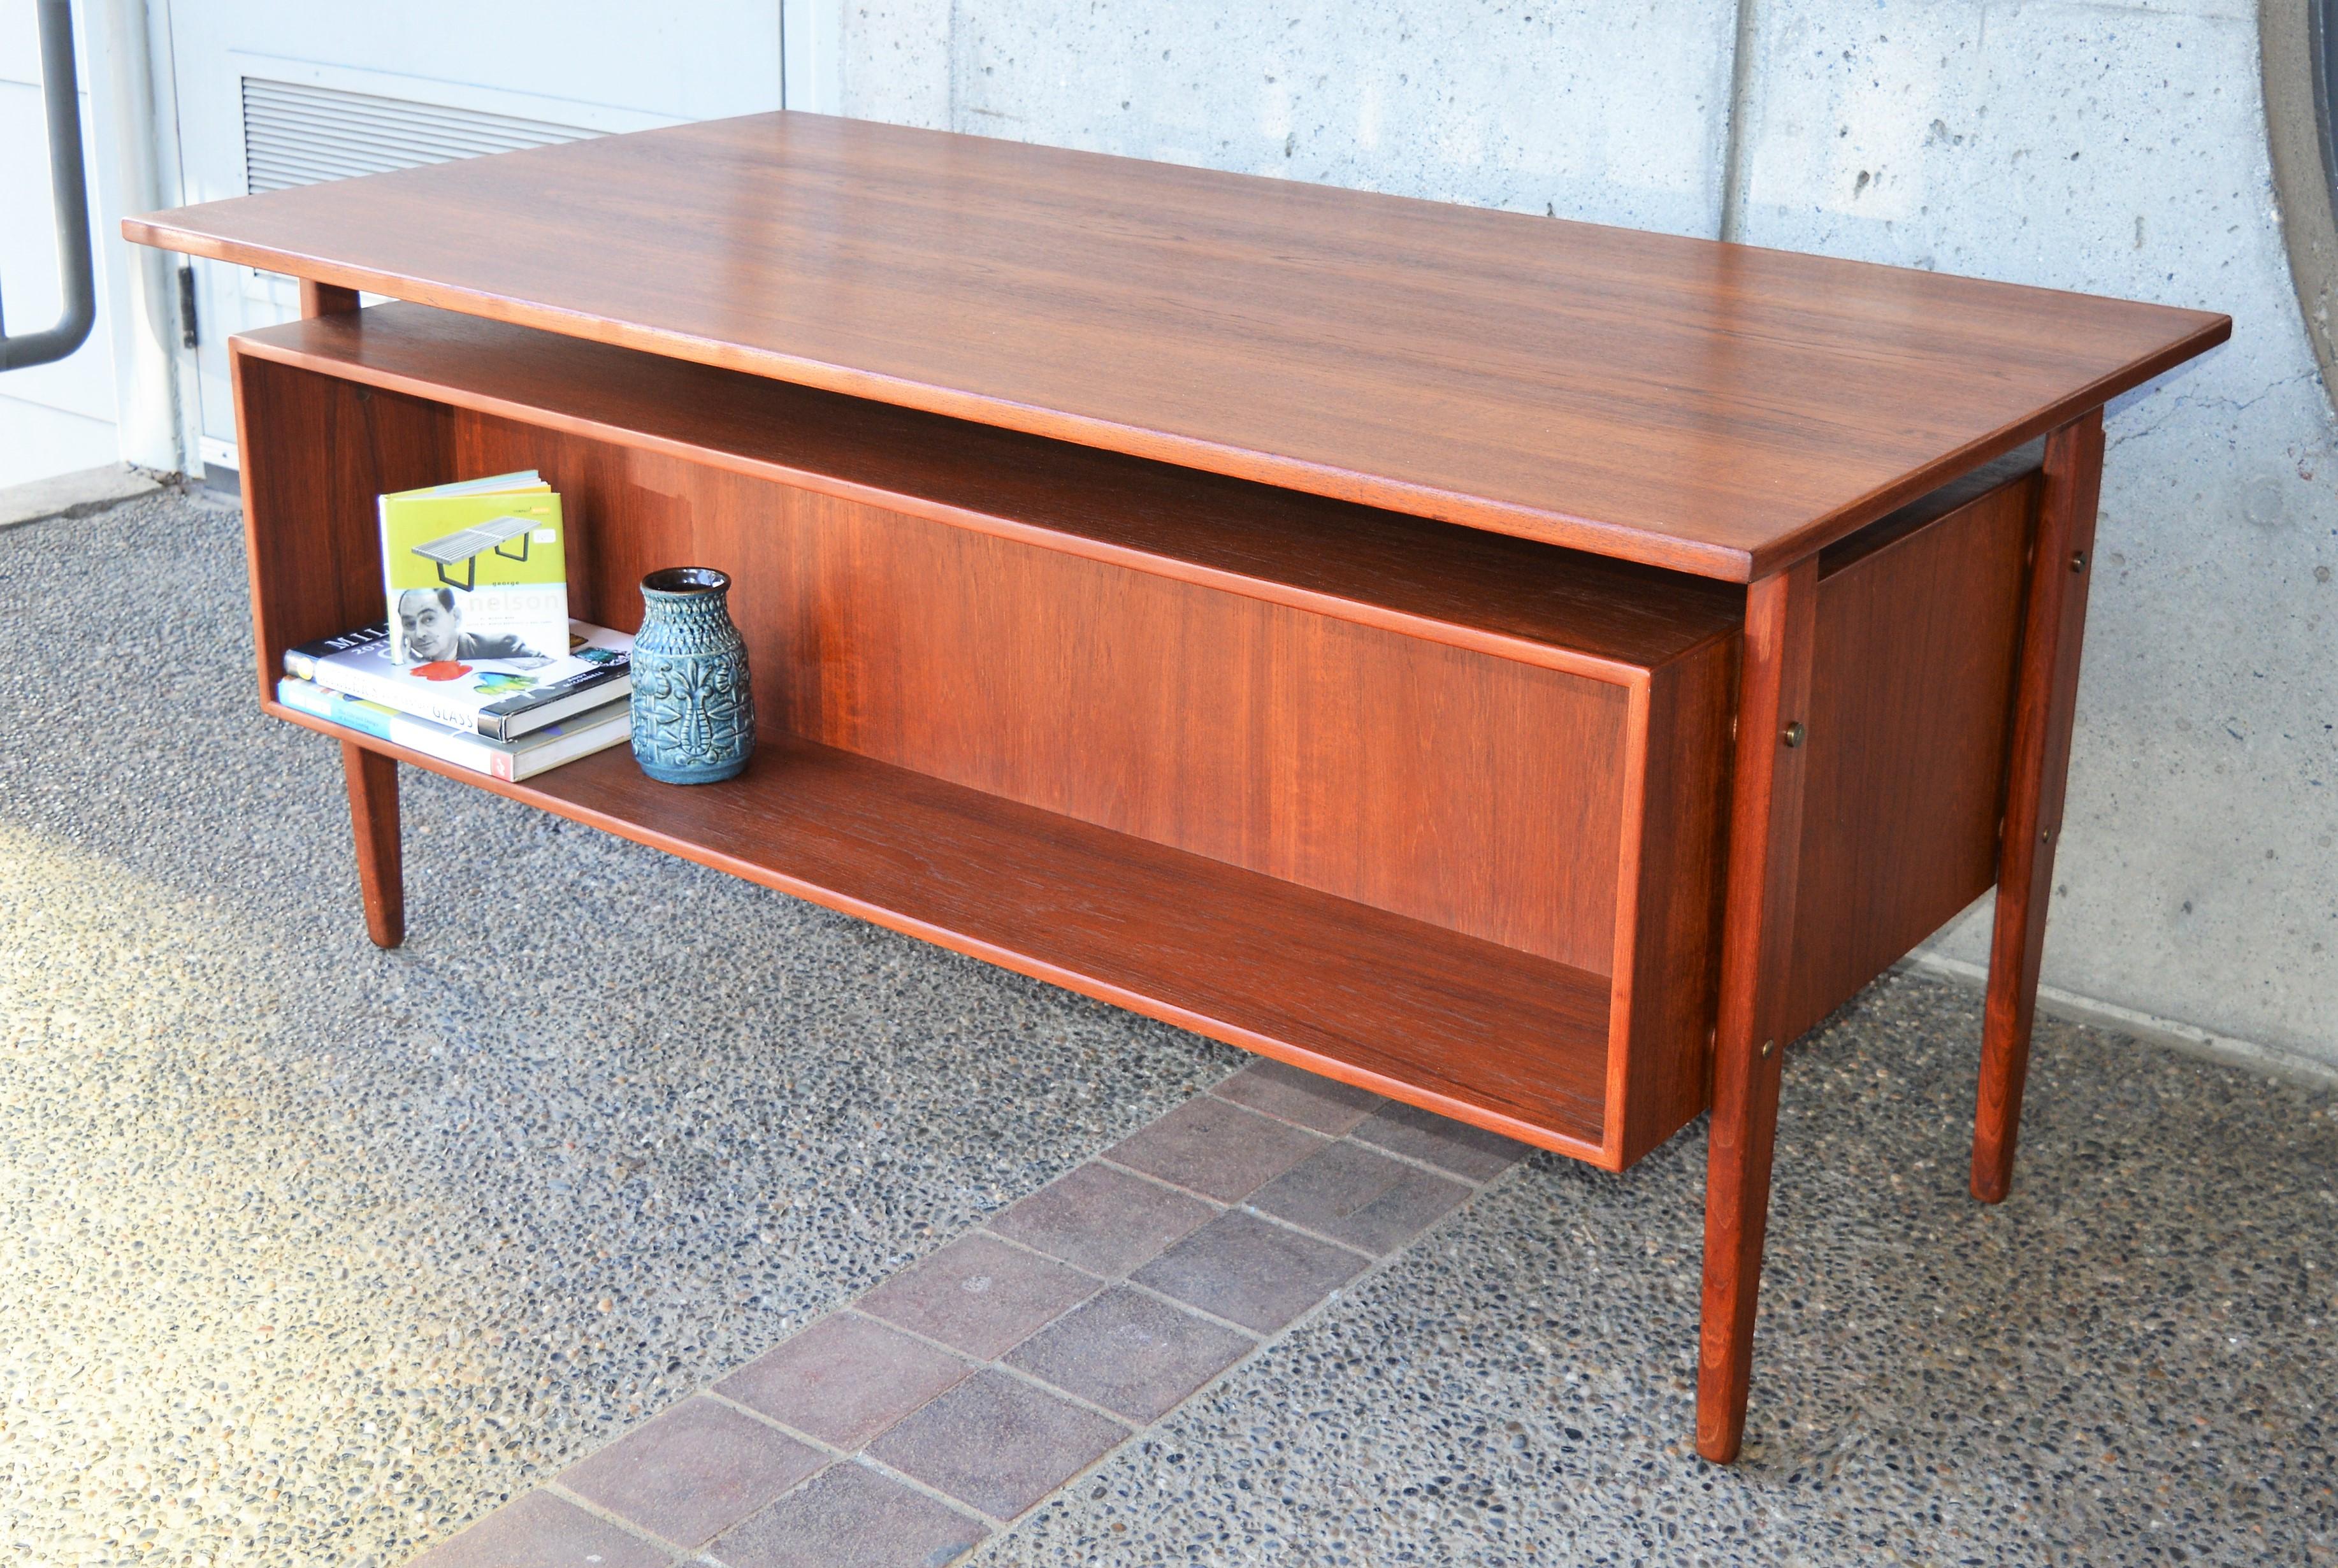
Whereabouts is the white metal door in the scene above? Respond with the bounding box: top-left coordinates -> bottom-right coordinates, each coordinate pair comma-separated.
160,0 -> 783,469
1,0 -> 116,486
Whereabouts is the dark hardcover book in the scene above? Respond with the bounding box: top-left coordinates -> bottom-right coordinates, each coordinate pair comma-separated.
282,619 -> 633,741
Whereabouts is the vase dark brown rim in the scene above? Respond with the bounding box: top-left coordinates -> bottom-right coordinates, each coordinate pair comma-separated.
642,566 -> 730,596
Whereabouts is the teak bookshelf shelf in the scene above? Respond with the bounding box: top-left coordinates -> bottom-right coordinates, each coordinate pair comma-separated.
127,111 -> 2229,1464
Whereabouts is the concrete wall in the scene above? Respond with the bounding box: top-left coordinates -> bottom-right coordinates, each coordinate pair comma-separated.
842,1 -> 1740,234
833,0 -> 2337,1071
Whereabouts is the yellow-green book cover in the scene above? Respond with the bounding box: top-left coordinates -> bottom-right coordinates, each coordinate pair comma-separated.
379,473 -> 570,667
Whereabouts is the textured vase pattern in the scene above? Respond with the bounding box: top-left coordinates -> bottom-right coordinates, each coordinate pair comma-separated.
629,568 -> 755,784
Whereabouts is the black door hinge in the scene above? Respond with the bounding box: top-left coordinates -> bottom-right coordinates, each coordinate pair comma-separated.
177,263 -> 198,349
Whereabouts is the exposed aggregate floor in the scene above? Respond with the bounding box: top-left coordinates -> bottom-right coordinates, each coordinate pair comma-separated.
1,488 -> 2333,1567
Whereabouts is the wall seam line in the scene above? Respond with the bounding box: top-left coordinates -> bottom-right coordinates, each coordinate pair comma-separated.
1718,0 -> 1761,242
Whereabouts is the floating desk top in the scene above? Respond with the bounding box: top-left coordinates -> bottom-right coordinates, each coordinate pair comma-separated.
127,112 -> 2227,580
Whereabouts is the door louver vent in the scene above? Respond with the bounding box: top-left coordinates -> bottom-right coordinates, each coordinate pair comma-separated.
241,76 -> 597,193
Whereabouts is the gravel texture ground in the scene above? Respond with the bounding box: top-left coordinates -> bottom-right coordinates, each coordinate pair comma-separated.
2,488 -> 2334,1567
0,491 -> 1232,1566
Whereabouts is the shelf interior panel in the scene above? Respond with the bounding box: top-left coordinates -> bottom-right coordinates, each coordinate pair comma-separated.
235,303 -> 1744,676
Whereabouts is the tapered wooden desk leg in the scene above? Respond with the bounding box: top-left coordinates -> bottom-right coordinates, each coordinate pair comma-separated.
1972,409 -> 2105,1204
301,281 -> 398,946
343,740 -> 405,949
1696,558 -> 1818,1464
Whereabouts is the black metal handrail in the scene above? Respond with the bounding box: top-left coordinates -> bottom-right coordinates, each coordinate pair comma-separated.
0,0 -> 97,371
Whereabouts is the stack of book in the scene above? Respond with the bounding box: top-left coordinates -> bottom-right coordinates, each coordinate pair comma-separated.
277,470 -> 635,781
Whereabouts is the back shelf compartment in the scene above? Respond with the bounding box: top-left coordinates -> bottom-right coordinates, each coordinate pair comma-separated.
232,303 -> 1744,1169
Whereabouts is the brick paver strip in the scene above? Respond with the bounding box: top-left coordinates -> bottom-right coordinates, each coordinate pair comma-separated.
867,1368 -> 1130,1520
985,1160 -> 1219,1277
711,1461 -> 989,1568
1350,1100 -> 1531,1182
1102,1095 -> 1328,1202
555,1393 -> 824,1549
717,1312 -> 974,1451
857,1232 -> 1100,1360
1004,1284 -> 1255,1423
1209,1057 -> 1386,1134
408,1488 -> 672,1568
1130,1208 -> 1368,1334
399,1070 -> 1530,1566
1248,1140 -> 1474,1255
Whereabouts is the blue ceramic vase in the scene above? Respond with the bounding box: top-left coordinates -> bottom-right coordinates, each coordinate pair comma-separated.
629,567 -> 755,784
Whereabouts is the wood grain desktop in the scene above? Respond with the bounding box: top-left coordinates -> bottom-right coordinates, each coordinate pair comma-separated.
128,110 -> 2228,1466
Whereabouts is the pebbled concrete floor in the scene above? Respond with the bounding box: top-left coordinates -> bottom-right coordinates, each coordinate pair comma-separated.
1,488 -> 2334,1567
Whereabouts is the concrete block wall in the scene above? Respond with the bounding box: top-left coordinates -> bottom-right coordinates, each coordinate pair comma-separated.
842,1 -> 1739,234
833,0 -> 2336,1072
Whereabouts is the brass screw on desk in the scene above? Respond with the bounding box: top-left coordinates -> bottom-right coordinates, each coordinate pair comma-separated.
1761,1039 -> 1775,1060
1782,721 -> 1806,748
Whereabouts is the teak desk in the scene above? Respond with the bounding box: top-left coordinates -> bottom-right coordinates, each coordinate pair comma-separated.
127,111 -> 2228,1464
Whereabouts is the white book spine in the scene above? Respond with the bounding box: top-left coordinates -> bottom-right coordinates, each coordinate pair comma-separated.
310,661 -> 482,732
384,710 -> 508,776
280,677 -> 510,777
500,714 -> 633,780
280,677 -> 631,782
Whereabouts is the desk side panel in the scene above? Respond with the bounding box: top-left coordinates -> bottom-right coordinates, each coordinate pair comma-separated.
1610,637 -> 1737,1167
233,352 -> 452,696
1780,464 -> 2042,1042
